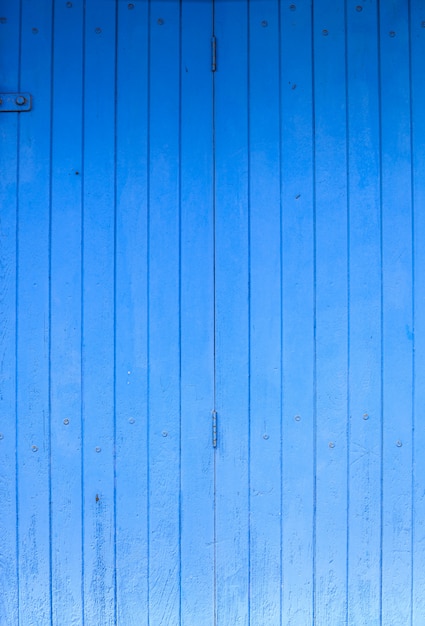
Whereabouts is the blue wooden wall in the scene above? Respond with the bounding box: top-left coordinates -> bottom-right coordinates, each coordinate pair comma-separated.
1,0 -> 425,624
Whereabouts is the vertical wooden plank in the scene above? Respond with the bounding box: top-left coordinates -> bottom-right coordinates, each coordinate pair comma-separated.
115,2 -> 149,625
248,1 -> 281,623
411,2 -> 425,621
313,2 -> 348,623
50,1 -> 83,623
16,1 -> 53,623
214,1 -> 249,624
280,3 -> 315,623
346,2 -> 382,624
180,1 -> 215,623
0,1 -> 20,622
148,1 -> 181,623
82,2 -> 116,623
379,3 -> 413,623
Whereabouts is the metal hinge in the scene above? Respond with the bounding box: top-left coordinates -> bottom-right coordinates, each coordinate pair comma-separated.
212,410 -> 217,447
211,36 -> 217,72
0,93 -> 32,112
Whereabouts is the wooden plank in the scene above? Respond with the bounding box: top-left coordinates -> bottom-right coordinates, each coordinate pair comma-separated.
346,3 -> 382,624
280,2 -> 315,622
214,1 -> 250,623
379,3 -> 413,623
115,2 -> 149,625
248,1 -> 282,623
313,2 -> 348,623
411,2 -> 425,621
148,1 -> 182,623
0,1 -> 20,623
82,2 -> 116,623
16,1 -> 53,623
49,1 -> 84,623
180,0 -> 215,623
280,1 -> 316,622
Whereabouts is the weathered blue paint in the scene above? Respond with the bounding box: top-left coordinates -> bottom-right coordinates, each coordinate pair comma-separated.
1,1 -> 424,624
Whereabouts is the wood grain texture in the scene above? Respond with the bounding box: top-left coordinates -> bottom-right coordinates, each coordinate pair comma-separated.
0,1 -> 424,624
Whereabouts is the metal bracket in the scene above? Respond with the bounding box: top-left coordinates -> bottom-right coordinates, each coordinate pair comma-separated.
212,410 -> 217,448
211,36 -> 217,72
0,93 -> 32,112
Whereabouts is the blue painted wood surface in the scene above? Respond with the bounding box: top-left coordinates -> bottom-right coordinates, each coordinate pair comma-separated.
1,1 -> 425,624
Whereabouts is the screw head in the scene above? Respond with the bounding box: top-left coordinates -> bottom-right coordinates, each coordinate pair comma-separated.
0,17 -> 7,24
66,1 -> 73,6
396,440 -> 402,447
356,5 -> 363,11
63,418 -> 70,425
389,31 -> 396,37
263,433 -> 269,440
15,96 -> 26,106
294,415 -> 301,422
95,27 -> 102,34
261,20 -> 268,27
363,413 -> 369,420
322,29 -> 329,36
95,446 -> 101,452
162,431 -> 168,437
32,27 -> 38,34
289,4 -> 296,11
329,441 -> 335,448
32,445 -> 38,452
422,21 -> 425,28
157,18 -> 164,25
128,417 -> 135,424
128,3 -> 135,8
0,433 -> 4,440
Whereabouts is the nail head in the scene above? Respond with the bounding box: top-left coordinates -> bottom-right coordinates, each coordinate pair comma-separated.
63,418 -> 70,425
